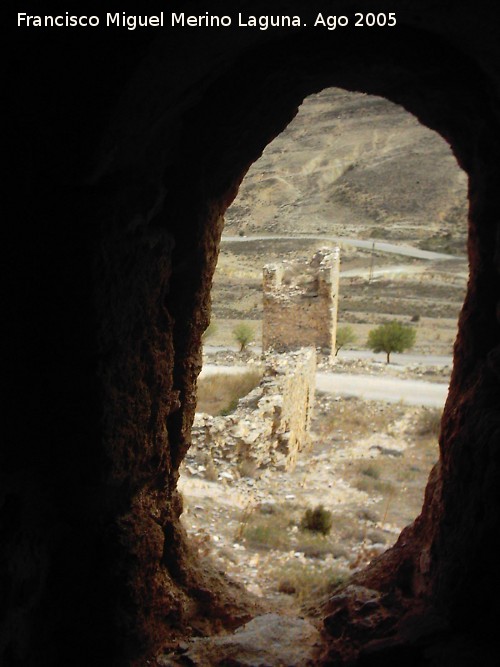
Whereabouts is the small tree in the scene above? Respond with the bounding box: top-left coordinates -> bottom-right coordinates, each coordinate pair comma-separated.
367,321 -> 416,364
233,322 -> 254,352
335,325 -> 356,356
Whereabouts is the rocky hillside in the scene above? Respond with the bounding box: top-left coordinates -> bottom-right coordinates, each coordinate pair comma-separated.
225,88 -> 468,254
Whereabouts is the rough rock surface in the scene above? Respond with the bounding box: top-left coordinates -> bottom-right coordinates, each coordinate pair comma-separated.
160,614 -> 321,666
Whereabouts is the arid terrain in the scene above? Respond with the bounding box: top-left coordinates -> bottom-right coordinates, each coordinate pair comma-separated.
180,87 -> 468,612
224,87 -> 468,252
180,388 -> 440,611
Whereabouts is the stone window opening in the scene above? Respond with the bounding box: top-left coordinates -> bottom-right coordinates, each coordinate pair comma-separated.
178,86 -> 467,631
6,15 -> 500,666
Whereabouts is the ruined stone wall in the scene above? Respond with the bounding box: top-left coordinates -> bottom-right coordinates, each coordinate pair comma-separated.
187,348 -> 316,475
262,248 -> 340,356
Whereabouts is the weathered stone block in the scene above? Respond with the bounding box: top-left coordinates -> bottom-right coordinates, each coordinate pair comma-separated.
262,248 -> 340,356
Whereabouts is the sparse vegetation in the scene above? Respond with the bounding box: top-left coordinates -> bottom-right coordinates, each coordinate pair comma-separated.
180,397 -> 445,610
238,458 -> 260,479
335,325 -> 356,355
416,408 -> 442,438
241,523 -> 288,550
236,502 -> 346,557
300,505 -> 333,536
202,455 -> 218,482
275,561 -> 348,602
318,397 -> 402,440
354,475 -> 396,496
367,320 -> 417,363
233,322 -> 255,351
196,370 -> 262,415
219,397 -> 240,416
202,321 -> 217,341
236,503 -> 292,549
358,462 -> 381,479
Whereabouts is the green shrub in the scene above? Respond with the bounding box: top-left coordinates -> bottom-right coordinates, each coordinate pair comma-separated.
233,322 -> 255,352
367,320 -> 416,363
335,325 -> 356,356
301,505 -> 333,536
219,397 -> 240,416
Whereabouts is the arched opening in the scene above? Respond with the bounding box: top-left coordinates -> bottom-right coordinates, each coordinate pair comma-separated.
5,11 -> 500,666
179,84 -> 468,616
95,26 -> 498,663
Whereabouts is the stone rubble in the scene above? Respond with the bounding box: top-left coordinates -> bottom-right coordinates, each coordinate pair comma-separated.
179,390 -> 439,613
187,348 -> 316,475
204,348 -> 452,383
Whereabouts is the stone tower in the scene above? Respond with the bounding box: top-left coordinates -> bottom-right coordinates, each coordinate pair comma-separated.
262,247 -> 340,356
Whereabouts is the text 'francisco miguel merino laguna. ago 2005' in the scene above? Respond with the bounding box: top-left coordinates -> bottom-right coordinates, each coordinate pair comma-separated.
17,12 -> 398,31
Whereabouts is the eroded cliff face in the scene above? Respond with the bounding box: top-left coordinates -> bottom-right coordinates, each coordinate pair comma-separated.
3,1 -> 500,664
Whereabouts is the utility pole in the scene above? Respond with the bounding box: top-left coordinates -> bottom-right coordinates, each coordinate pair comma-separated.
368,241 -> 375,282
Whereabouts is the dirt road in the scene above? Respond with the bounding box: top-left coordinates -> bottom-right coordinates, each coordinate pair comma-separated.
200,365 -> 449,408
316,372 -> 448,407
222,234 -> 464,261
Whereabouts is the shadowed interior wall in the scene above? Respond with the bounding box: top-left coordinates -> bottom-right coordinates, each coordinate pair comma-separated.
3,1 -> 500,665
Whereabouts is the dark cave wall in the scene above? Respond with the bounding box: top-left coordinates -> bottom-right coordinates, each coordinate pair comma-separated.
3,1 -> 500,664
433,163 -> 500,628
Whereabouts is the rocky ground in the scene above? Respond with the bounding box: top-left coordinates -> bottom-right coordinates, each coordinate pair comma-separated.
179,390 -> 441,613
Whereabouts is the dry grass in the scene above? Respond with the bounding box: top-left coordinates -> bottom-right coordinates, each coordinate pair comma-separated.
354,473 -> 396,496
237,502 -> 353,559
197,370 -> 262,415
236,502 -> 293,549
236,508 -> 351,601
415,407 -> 442,438
240,522 -> 290,550
358,461 -> 382,479
317,398 -> 403,440
275,561 -> 349,603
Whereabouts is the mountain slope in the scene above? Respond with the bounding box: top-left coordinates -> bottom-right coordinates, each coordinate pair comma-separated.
225,88 -> 468,253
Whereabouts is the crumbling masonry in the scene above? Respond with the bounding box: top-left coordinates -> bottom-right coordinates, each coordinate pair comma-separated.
262,247 -> 340,356
188,348 -> 316,475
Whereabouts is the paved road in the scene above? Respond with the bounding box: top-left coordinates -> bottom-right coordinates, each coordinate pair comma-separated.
337,350 -> 452,366
200,364 -> 449,408
222,234 -> 465,262
315,372 -> 448,407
